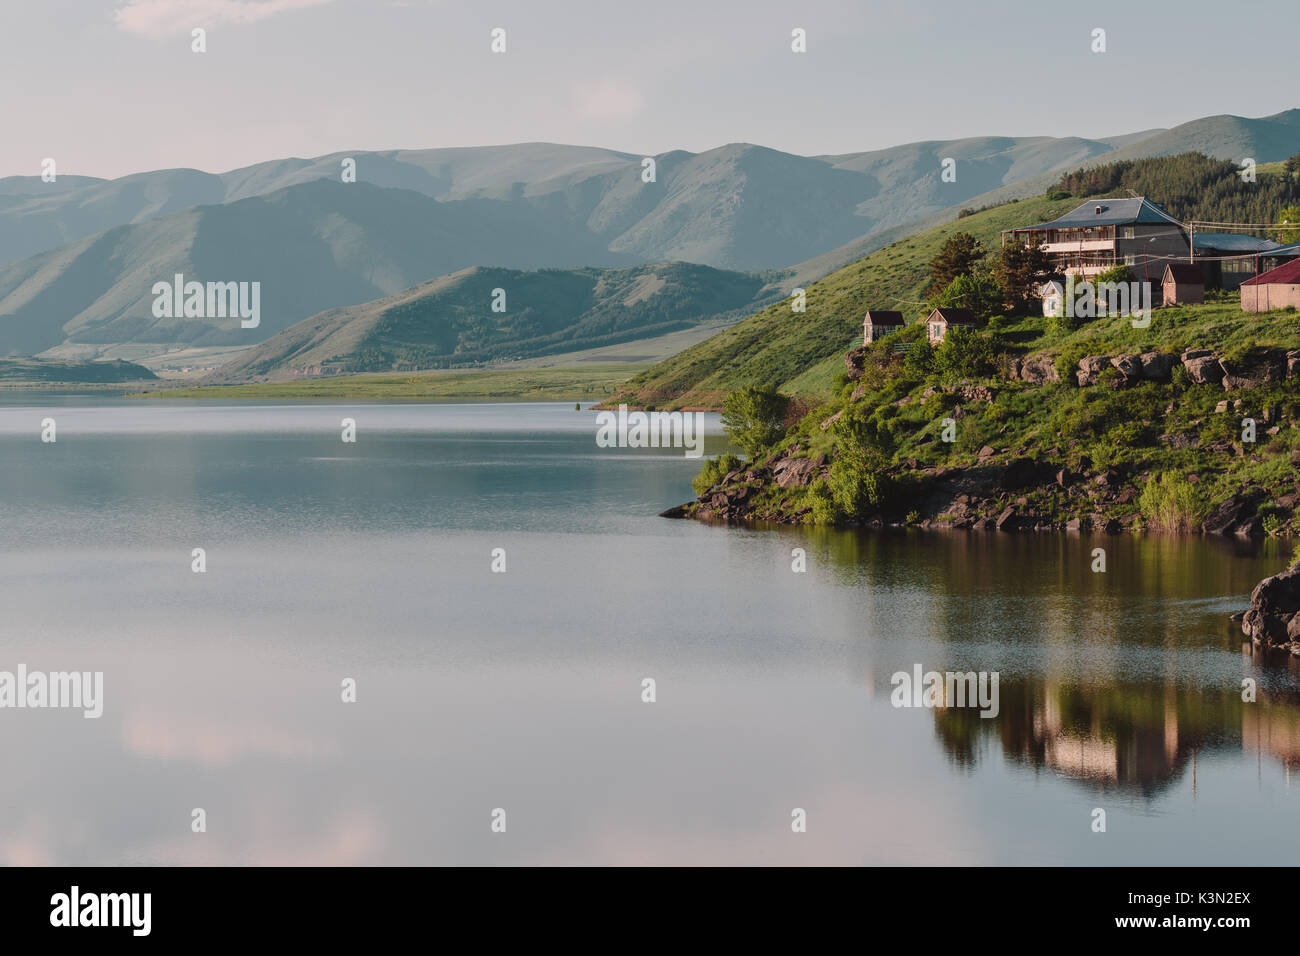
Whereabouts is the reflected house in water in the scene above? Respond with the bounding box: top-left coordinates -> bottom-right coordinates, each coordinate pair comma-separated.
932,677 -> 1255,797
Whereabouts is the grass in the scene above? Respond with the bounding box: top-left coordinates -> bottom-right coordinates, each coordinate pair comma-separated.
131,364 -> 645,401
690,302 -> 1300,532
610,195 -> 1082,410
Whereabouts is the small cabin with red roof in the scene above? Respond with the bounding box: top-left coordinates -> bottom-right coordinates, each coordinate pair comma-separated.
1241,259 -> 1300,313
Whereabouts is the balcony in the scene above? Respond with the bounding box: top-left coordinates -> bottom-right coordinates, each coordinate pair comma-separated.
1041,239 -> 1117,253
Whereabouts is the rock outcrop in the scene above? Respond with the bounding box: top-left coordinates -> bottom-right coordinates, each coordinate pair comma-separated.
1240,564 -> 1300,652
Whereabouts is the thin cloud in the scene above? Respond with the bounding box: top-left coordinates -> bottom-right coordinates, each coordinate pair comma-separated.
114,0 -> 333,38
574,80 -> 645,121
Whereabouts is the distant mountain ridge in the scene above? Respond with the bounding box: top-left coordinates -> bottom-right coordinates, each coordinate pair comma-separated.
208,262 -> 770,382
1,109 -> 1296,359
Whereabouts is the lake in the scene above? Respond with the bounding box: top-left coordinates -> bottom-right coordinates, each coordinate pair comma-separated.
0,397 -> 1295,865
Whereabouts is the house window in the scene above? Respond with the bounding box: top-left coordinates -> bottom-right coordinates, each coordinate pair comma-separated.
1124,255 -> 1137,265
930,324 -> 941,339
1121,227 -> 1135,239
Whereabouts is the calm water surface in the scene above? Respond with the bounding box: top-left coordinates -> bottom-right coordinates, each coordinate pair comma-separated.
0,397 -> 1295,865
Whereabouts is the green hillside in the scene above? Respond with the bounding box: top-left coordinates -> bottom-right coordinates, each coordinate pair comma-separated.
620,149 -> 1300,411
612,195 -> 1079,409
0,357 -> 156,384
209,262 -> 770,382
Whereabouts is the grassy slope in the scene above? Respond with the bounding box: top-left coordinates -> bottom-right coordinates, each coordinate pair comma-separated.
696,301 -> 1300,533
0,357 -> 157,383
612,195 -> 1080,409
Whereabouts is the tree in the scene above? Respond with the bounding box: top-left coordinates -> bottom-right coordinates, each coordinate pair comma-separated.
720,385 -> 791,457
994,236 -> 1053,312
1276,205 -> 1300,245
827,407 -> 894,520
927,233 -> 986,295
1285,151 -> 1300,180
931,271 -> 1003,322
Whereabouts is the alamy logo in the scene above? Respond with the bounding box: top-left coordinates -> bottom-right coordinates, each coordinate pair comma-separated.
152,273 -> 260,328
595,404 -> 705,458
891,664 -> 999,718
1045,276 -> 1152,328
50,886 -> 150,936
0,665 -> 103,718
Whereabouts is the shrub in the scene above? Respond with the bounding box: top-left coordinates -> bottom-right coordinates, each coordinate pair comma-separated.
935,327 -> 996,381
721,385 -> 791,457
1095,264 -> 1136,286
1139,472 -> 1208,532
808,479 -> 844,525
691,453 -> 743,496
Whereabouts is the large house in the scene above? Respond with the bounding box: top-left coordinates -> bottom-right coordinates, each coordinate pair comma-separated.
1241,258 -> 1300,312
1003,197 -> 1190,282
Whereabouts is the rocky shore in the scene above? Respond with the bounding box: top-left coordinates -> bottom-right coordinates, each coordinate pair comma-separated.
662,339 -> 1298,533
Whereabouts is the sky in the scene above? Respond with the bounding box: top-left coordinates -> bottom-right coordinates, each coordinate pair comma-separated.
1,0 -> 1297,180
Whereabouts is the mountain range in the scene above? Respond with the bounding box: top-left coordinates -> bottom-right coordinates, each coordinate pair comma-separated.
1,109 -> 1297,363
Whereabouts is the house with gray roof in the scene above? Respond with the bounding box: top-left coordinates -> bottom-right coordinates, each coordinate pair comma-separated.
1003,197 -> 1189,283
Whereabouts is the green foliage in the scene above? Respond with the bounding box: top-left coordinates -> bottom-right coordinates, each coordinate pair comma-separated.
1139,472 -> 1208,532
1276,205 -> 1300,244
994,236 -> 1053,312
934,327 -> 996,381
720,385 -> 791,456
927,233 -> 986,296
1050,152 -> 1300,225
931,272 -> 1003,321
692,453 -> 743,496
823,406 -> 894,521
1095,264 -> 1136,287
808,480 -> 844,525
904,339 -> 935,375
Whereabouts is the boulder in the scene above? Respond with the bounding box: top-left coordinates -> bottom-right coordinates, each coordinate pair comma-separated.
1181,350 -> 1224,385
1138,351 -> 1177,381
1076,355 -> 1112,387
1001,457 -> 1052,491
1203,495 -> 1258,535
1109,354 -> 1142,384
1019,355 -> 1060,384
773,457 -> 820,489
1251,564 -> 1300,617
1220,348 -> 1288,391
845,345 -> 870,381
1242,607 -> 1290,645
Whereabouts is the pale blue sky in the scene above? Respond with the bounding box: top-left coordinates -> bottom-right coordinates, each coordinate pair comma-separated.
1,0 -> 1295,179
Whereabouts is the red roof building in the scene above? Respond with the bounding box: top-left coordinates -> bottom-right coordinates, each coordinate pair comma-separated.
1241,258 -> 1300,313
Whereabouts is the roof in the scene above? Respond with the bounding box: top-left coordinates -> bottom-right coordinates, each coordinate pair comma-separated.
1192,233 -> 1281,253
1011,197 -> 1182,231
1163,263 -> 1204,284
928,308 -> 976,323
864,310 -> 904,324
1242,258 -> 1300,286
1263,241 -> 1300,258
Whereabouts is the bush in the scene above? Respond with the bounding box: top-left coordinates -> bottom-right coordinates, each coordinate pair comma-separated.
721,385 -> 791,457
935,327 -> 996,381
808,479 -> 844,525
691,453 -> 743,496
1095,264 -> 1136,286
1139,472 -> 1208,532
